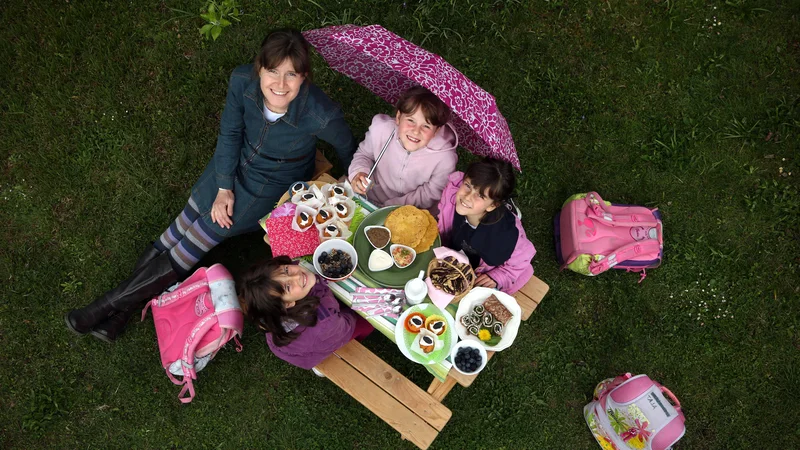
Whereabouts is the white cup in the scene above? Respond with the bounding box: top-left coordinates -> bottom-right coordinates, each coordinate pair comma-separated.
404,270 -> 428,306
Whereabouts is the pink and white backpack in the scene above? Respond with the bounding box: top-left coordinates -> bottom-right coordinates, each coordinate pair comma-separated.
141,264 -> 244,403
555,192 -> 663,281
584,373 -> 686,450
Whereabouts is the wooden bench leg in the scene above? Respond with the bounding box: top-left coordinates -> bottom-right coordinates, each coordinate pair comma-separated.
427,376 -> 458,402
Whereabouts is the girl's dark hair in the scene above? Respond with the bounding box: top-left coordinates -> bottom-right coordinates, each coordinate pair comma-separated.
254,28 -> 312,77
464,158 -> 516,224
396,86 -> 451,127
236,255 -> 319,346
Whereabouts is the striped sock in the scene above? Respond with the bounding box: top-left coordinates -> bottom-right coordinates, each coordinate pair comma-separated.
167,218 -> 224,275
154,197 -> 201,252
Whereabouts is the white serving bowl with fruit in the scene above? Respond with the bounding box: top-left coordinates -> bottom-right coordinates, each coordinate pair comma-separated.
313,239 -> 358,281
451,340 -> 488,375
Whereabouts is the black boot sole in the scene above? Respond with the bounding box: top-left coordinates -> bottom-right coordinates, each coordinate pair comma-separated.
89,329 -> 115,343
64,312 -> 89,336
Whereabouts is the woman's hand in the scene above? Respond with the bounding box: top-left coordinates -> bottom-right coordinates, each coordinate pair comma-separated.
212,189 -> 235,229
351,172 -> 370,195
475,273 -> 498,289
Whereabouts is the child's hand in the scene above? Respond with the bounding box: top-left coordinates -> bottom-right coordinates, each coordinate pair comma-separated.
351,172 -> 370,195
475,274 -> 497,289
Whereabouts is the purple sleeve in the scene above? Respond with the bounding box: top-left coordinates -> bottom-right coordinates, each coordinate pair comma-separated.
266,284 -> 357,370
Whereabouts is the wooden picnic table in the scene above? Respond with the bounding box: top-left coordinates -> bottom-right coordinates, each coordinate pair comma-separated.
264,171 -> 549,450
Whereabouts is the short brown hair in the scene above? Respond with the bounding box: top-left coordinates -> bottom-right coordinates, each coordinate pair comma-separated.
254,29 -> 311,77
396,86 -> 451,127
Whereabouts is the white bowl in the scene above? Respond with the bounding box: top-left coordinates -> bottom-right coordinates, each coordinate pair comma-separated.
389,244 -> 416,269
368,249 -> 394,272
364,225 -> 391,249
450,340 -> 488,375
312,239 -> 358,281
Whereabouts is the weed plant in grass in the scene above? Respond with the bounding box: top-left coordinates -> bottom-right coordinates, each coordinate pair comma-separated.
1,0 -> 799,448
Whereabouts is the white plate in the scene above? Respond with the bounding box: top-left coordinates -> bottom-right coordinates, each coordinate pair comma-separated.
454,287 -> 521,351
394,303 -> 456,365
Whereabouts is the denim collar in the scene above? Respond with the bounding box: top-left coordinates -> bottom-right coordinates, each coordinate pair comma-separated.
244,78 -> 309,128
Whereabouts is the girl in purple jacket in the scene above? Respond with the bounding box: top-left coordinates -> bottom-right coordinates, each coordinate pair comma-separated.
348,86 -> 458,212
437,159 -> 536,294
237,256 -> 372,370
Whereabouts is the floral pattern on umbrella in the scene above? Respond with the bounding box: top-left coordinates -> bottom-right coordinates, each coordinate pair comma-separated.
304,24 -> 520,170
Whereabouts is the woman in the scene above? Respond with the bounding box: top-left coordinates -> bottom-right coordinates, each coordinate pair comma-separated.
65,29 -> 356,342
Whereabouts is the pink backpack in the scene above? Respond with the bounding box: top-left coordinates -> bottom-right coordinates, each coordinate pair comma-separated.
584,373 -> 686,450
555,192 -> 663,281
141,264 -> 243,403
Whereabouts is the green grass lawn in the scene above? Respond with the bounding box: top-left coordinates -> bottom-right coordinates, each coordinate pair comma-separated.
2,0 -> 799,448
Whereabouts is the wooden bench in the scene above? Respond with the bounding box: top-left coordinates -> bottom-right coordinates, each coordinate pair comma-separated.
315,339 -> 452,450
315,276 -> 549,449
427,275 -> 550,401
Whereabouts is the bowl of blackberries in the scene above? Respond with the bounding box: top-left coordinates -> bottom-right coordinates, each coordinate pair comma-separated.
451,340 -> 488,375
313,239 -> 358,281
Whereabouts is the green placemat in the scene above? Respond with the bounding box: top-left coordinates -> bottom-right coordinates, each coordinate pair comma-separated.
353,206 -> 440,288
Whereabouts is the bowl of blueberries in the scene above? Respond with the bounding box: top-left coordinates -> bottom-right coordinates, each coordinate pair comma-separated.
313,239 -> 358,282
451,340 -> 488,375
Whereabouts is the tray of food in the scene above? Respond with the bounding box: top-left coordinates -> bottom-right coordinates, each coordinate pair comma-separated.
454,287 -> 521,351
353,205 -> 440,288
395,303 -> 456,365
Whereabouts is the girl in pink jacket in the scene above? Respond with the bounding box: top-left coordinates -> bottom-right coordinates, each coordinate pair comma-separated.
437,159 -> 536,294
349,86 -> 458,211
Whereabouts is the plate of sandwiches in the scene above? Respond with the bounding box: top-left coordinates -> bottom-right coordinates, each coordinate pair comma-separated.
454,287 -> 521,351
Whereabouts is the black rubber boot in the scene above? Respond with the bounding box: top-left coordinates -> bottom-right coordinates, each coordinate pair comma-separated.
86,242 -> 164,342
90,310 -> 132,343
65,252 -> 178,336
133,242 -> 162,272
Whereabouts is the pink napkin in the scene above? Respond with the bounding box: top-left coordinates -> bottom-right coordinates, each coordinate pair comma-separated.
264,215 -> 320,258
271,202 -> 297,218
259,203 -> 297,235
425,247 -> 470,308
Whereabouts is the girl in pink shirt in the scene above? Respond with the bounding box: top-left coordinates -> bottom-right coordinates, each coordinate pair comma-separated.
348,86 -> 458,212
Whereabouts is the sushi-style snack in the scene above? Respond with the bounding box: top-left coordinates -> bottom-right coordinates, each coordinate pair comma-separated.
329,185 -> 346,198
404,312 -> 426,333
481,312 -> 494,328
424,314 -> 447,336
316,208 -> 332,224
295,211 -> 313,230
334,203 -> 349,219
418,333 -> 436,353
322,224 -> 341,238
493,322 -> 504,336
290,182 -> 307,196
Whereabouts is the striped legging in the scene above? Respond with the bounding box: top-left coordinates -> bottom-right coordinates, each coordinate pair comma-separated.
153,197 -> 224,275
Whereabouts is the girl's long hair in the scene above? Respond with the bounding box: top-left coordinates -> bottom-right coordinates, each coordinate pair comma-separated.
236,256 -> 320,346
463,158 -> 517,225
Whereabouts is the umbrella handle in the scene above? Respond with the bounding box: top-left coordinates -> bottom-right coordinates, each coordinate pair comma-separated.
365,129 -> 396,181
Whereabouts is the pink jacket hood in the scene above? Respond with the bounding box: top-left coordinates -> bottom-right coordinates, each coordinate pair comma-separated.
437,172 -> 536,294
349,114 -> 458,211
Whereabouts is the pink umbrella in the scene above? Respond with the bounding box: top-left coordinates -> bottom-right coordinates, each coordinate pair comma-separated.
304,24 -> 521,171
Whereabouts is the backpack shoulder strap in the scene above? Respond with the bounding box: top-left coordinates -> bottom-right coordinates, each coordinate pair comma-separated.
588,240 -> 662,276
171,310 -> 222,404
